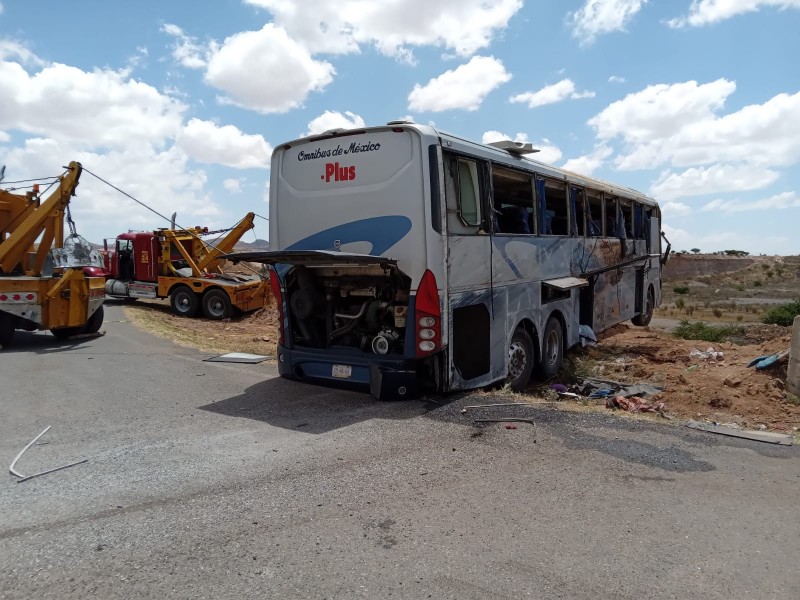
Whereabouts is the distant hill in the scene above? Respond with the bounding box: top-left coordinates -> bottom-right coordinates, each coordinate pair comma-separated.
233,238 -> 269,251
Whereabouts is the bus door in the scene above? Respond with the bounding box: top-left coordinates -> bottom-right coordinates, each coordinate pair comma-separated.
442,153 -> 497,389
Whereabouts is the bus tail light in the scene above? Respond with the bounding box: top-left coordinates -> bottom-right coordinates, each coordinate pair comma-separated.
269,267 -> 285,346
415,270 -> 441,357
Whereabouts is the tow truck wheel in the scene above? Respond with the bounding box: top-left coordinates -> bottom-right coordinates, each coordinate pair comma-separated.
170,285 -> 199,317
0,314 -> 15,349
202,288 -> 232,320
84,305 -> 105,334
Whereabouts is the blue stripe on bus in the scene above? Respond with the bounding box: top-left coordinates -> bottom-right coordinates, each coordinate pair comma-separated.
286,215 -> 413,255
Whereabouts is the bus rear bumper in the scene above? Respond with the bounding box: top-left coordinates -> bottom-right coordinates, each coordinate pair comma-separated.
276,345 -> 419,401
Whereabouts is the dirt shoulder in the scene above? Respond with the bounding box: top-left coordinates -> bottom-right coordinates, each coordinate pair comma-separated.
561,322 -> 799,433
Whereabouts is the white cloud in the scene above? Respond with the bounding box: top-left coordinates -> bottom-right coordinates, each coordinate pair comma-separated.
0,60 -> 186,150
0,130 -> 9,143
161,23 -> 209,69
305,110 -> 366,136
667,0 -> 800,28
482,130 -> 563,164
0,137 -> 219,241
223,178 -> 242,194
0,48 -> 275,242
0,40 -> 46,67
568,0 -> 646,45
649,163 -> 780,200
587,81 -> 800,176
661,201 -> 693,218
510,79 -> 595,109
408,56 -> 511,112
608,75 -> 626,83
561,144 -> 613,176
205,24 -> 335,114
177,119 -> 272,169
700,191 -> 800,213
244,0 -> 522,60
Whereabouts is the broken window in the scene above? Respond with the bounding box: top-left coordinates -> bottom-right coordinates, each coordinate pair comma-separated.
492,165 -> 535,235
586,189 -> 604,237
569,186 -> 586,236
605,196 -> 619,237
537,178 -> 569,236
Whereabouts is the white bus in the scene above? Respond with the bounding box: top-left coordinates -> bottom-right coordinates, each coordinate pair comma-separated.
233,122 -> 668,400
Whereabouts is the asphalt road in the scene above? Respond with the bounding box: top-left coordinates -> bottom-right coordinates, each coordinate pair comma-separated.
1,304 -> 798,599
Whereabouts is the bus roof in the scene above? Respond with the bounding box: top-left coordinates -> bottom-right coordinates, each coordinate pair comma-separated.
278,122 -> 659,208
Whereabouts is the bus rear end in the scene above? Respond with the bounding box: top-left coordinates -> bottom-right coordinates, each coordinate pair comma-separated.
246,124 -> 442,399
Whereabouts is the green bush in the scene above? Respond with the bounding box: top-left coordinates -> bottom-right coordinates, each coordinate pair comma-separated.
712,308 -> 723,318
675,298 -> 686,309
674,321 -> 742,343
762,300 -> 800,327
673,285 -> 690,295
754,280 -> 762,287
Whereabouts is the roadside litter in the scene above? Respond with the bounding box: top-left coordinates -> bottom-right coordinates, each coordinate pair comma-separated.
746,349 -> 790,370
685,420 -> 793,446
605,395 -> 668,415
205,352 -> 268,364
9,426 -> 88,483
690,347 -> 724,361
463,403 -> 538,442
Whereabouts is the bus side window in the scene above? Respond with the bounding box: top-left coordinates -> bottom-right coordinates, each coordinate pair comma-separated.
605,197 -> 618,237
492,165 -> 534,235
570,186 -> 585,236
586,190 -> 603,237
541,179 -> 568,236
444,153 -> 484,234
619,199 -> 633,239
458,159 -> 481,226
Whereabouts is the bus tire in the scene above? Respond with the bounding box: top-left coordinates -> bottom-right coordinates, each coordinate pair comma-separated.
170,285 -> 199,318
632,286 -> 654,327
202,288 -> 232,320
0,314 -> 15,349
84,305 -> 105,334
507,327 -> 534,392
538,317 -> 563,380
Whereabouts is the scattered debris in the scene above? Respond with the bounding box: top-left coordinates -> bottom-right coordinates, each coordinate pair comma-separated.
9,426 -> 89,483
685,420 -> 793,445
605,396 -> 667,415
579,324 -> 597,347
205,352 -> 269,364
460,402 -> 529,413
746,349 -> 790,370
690,347 -> 724,361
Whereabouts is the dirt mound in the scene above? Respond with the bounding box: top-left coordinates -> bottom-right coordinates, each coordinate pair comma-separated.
569,324 -> 798,432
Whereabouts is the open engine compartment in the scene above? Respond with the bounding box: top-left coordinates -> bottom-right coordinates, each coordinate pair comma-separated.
284,264 -> 411,356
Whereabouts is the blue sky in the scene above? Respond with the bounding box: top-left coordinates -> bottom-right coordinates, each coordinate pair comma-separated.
1,0 -> 799,254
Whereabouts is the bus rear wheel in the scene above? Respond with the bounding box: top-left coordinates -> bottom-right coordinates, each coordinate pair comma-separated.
632,286 -> 654,327
538,317 -> 563,380
506,327 -> 534,392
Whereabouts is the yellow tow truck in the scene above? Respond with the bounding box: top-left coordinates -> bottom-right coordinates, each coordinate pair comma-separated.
0,162 -> 105,348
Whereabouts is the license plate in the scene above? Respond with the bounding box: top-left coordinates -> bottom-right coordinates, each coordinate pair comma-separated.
332,364 -> 352,379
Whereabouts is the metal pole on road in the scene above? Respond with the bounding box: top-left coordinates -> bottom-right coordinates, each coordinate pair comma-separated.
787,315 -> 800,397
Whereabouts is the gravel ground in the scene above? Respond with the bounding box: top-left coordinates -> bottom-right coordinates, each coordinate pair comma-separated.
1,305 -> 799,599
